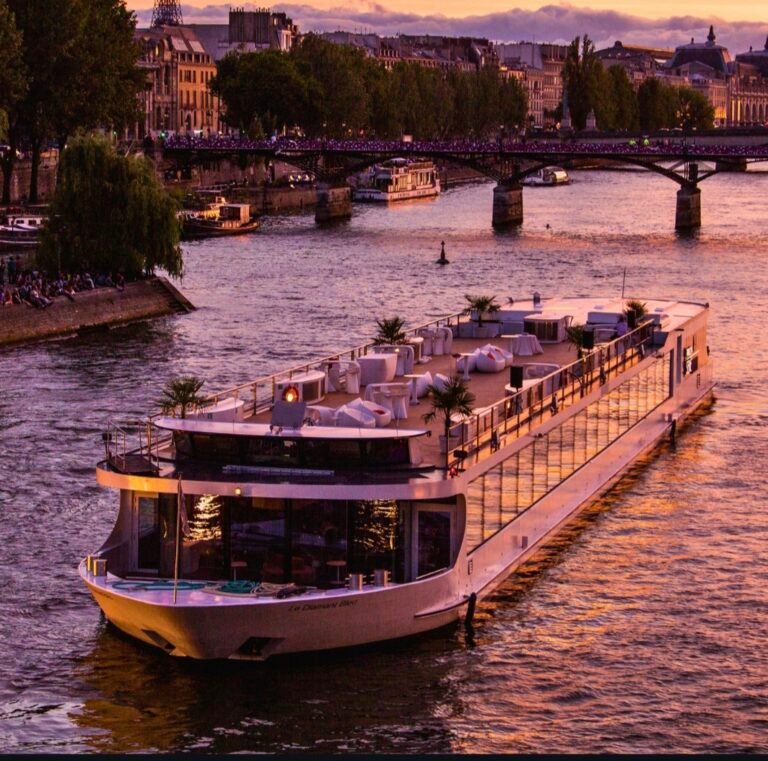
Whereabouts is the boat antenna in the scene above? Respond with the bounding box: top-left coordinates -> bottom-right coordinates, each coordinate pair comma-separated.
621,267 -> 627,301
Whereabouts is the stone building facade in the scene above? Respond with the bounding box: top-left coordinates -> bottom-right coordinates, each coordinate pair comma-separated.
135,25 -> 221,137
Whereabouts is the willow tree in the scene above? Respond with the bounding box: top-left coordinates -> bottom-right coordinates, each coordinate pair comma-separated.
39,136 -> 182,278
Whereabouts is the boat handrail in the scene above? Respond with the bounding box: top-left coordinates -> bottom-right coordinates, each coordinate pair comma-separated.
146,309 -> 468,425
445,321 -> 658,470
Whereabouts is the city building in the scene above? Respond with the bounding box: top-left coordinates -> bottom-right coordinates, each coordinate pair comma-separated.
596,41 -> 673,87
495,43 -> 568,127
733,38 -> 768,124
190,7 -> 297,61
134,25 -> 221,137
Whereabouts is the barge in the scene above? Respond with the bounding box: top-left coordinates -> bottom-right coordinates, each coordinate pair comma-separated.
81,295 -> 714,660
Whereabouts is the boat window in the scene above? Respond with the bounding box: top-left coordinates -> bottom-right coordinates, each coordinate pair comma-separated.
230,496 -> 285,583
189,433 -> 241,462
417,510 -> 452,578
290,499 -> 348,587
325,440 -> 363,468
242,437 -> 299,467
364,438 -> 410,467
136,495 -> 160,570
349,500 -> 403,581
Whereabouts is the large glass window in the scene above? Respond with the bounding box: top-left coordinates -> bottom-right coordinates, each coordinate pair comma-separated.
417,511 -> 452,577
228,496 -> 283,582
291,499 -> 347,587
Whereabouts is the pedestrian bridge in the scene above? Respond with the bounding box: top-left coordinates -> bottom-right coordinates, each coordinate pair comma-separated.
163,135 -> 768,230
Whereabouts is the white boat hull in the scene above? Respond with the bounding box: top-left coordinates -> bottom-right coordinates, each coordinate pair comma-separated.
353,185 -> 440,202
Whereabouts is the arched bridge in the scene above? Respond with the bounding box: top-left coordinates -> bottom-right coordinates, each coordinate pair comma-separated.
164,136 -> 768,230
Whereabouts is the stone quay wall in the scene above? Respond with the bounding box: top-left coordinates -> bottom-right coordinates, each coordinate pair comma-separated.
0,277 -> 194,348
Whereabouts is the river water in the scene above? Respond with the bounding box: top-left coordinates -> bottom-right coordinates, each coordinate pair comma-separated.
1,169 -> 767,753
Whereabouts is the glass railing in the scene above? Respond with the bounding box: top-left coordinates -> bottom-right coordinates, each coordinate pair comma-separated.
446,321 -> 658,470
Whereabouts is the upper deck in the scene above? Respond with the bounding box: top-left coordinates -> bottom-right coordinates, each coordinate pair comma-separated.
100,296 -> 708,491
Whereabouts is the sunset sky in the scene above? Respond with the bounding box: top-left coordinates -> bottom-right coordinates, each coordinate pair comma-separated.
128,1 -> 768,54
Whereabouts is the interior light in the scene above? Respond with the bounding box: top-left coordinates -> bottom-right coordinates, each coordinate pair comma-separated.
235,487 -> 242,497
282,384 -> 300,403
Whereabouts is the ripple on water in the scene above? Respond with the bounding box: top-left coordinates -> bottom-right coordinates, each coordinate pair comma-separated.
1,173 -> 768,752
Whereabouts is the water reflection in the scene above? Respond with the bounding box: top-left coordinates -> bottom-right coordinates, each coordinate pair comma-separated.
2,171 -> 768,751
70,620 -> 464,753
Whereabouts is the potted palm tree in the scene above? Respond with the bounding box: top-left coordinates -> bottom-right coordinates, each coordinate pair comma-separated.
624,299 -> 648,328
157,376 -> 206,419
464,294 -> 500,337
423,375 -> 476,469
566,323 -> 586,358
373,316 -> 407,345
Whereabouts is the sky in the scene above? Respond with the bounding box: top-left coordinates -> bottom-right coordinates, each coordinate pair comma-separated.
128,1 -> 768,54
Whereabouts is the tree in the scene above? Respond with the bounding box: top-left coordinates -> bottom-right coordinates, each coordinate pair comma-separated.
373,316 -> 407,345
465,294 -> 500,327
676,86 -> 715,130
637,78 -> 678,131
0,0 -> 25,137
566,323 -> 587,357
157,377 -> 206,418
423,375 -> 476,469
39,135 -> 182,278
562,35 -> 605,130
607,65 -> 639,130
4,0 -> 144,203
211,50 -> 310,136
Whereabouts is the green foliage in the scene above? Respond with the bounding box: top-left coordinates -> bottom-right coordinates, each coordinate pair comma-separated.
624,299 -> 648,321
423,375 -> 476,468
464,294 -> 500,326
211,50 -> 310,136
2,0 -> 143,203
212,37 -> 527,139
676,86 -> 715,130
156,376 -> 206,419
607,66 -> 639,130
637,78 -> 681,131
39,136 -> 182,278
562,35 -> 606,130
0,0 -> 25,116
566,323 -> 586,355
373,316 -> 408,345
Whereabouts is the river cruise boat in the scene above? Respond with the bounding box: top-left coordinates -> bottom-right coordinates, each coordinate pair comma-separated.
353,158 -> 440,202
0,214 -> 46,248
180,203 -> 259,239
81,295 -> 714,660
521,166 -> 570,186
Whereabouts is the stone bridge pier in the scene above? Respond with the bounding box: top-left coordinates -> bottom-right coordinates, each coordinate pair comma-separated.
315,182 -> 352,223
675,163 -> 701,231
492,182 -> 523,227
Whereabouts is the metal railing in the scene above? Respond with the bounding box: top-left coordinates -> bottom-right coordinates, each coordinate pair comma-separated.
446,321 -> 658,470
108,310 -> 470,466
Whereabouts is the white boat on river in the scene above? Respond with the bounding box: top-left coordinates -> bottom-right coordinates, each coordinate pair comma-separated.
521,166 -> 570,186
353,158 -> 440,202
81,295 -> 714,660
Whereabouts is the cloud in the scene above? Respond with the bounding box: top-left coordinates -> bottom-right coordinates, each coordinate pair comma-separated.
131,2 -> 766,55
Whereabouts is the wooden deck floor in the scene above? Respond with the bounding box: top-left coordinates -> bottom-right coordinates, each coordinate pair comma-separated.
249,335 -> 581,469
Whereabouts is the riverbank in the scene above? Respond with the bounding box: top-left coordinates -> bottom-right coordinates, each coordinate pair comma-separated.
0,276 -> 194,348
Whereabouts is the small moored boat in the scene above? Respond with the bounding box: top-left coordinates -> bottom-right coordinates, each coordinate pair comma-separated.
180,203 -> 259,239
522,166 -> 570,186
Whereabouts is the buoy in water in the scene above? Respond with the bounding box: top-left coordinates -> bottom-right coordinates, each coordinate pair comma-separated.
436,240 -> 449,265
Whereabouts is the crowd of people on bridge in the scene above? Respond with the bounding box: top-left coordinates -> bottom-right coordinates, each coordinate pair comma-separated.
0,256 -> 125,309
164,133 -> 767,159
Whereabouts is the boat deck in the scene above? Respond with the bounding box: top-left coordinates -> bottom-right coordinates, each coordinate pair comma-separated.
248,336 -> 579,467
